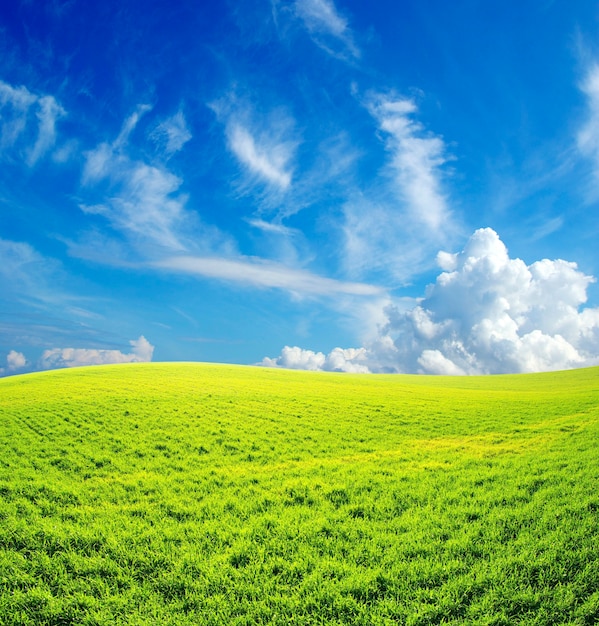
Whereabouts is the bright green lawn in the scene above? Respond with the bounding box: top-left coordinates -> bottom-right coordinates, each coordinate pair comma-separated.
0,363 -> 598,625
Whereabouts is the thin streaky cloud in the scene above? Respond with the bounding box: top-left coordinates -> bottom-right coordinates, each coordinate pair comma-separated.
82,105 -> 150,184
228,123 -> 292,189
0,80 -> 37,149
210,95 -> 297,192
150,110 -> 192,157
0,80 -> 37,110
367,93 -> 451,232
340,92 -> 455,284
0,236 -> 122,319
153,254 -> 383,296
27,95 -> 66,166
247,218 -> 300,236
294,0 -> 360,59
114,104 -> 152,150
81,142 -> 115,184
296,0 -> 348,37
0,236 -> 64,301
79,108 -> 206,252
80,157 -> 188,251
578,63 -> 599,179
0,80 -> 64,165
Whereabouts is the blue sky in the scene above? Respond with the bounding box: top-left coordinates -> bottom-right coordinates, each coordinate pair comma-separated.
1,0 -> 599,375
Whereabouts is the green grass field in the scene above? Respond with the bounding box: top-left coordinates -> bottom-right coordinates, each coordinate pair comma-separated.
0,363 -> 598,625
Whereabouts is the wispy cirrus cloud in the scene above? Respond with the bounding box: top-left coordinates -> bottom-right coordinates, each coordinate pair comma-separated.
74,103 -> 383,303
80,106 -> 202,253
227,123 -> 293,189
247,218 -> 300,236
149,110 -> 192,157
577,63 -> 599,181
153,254 -> 382,297
0,81 -> 37,150
367,93 -> 452,232
0,79 -> 65,165
0,235 -> 152,372
81,160 -> 188,252
0,236 -> 128,339
341,92 -> 456,284
210,96 -> 298,193
293,0 -> 359,60
27,95 -> 66,166
0,236 -> 63,301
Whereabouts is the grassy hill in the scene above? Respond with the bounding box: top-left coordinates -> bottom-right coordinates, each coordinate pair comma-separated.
0,363 -> 598,625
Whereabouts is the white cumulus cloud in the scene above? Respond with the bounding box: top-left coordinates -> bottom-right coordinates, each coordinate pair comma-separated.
0,350 -> 28,377
7,350 -> 27,370
39,335 -> 154,371
261,345 -> 325,370
260,344 -> 370,373
262,228 -> 599,374
373,228 -> 599,373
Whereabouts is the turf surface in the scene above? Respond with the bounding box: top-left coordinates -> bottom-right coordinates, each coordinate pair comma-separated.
0,363 -> 598,625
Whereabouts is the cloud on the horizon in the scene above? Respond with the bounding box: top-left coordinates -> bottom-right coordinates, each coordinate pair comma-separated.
0,350 -> 27,376
0,337 -> 155,378
261,344 -> 369,372
262,228 -> 599,374
38,335 -> 154,371
0,79 -> 65,165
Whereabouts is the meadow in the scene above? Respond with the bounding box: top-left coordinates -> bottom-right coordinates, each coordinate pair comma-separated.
0,363 -> 598,625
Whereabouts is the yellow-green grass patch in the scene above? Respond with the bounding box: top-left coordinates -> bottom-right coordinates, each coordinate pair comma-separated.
1,363 -> 598,625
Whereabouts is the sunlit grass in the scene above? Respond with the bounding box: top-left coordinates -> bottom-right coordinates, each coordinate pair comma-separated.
1,363 -> 598,624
